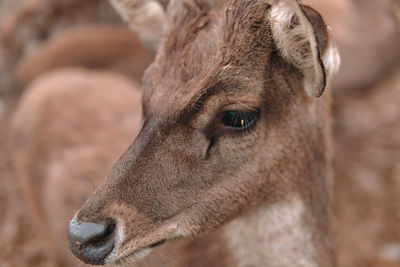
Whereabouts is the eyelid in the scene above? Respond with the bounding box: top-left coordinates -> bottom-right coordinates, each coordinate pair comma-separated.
221,102 -> 259,113
205,108 -> 259,139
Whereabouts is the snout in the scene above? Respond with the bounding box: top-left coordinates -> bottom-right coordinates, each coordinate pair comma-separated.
68,218 -> 116,265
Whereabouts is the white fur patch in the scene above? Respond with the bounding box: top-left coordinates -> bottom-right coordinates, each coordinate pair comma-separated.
224,195 -> 318,267
109,0 -> 166,51
106,221 -> 153,266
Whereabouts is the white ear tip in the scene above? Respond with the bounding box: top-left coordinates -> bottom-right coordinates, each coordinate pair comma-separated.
323,43 -> 341,80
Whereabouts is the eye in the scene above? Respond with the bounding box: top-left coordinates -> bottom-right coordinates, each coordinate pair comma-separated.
222,110 -> 259,130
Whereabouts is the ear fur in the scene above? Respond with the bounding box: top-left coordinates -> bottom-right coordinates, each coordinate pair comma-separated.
109,0 -> 166,52
270,0 -> 340,97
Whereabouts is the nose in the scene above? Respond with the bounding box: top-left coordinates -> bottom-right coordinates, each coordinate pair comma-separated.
68,218 -> 116,265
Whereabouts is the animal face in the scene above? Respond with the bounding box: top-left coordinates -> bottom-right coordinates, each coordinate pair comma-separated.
68,0 -> 339,265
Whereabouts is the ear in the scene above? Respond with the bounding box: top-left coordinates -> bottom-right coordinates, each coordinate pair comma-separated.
109,0 -> 167,52
270,0 -> 340,98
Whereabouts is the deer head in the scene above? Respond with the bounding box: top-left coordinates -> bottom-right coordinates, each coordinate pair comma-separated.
68,0 -> 339,265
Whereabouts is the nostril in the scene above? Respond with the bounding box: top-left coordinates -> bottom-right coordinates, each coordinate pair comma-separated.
68,218 -> 116,265
102,218 -> 116,240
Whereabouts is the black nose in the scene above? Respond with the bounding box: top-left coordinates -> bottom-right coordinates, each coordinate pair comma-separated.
68,218 -> 116,265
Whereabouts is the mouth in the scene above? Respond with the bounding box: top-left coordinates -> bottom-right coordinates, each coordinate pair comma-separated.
68,214 -> 180,266
108,221 -> 180,265
110,238 -> 168,266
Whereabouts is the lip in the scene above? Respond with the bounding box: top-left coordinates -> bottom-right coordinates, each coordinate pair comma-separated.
109,238 -> 168,265
111,247 -> 152,265
107,221 -> 179,265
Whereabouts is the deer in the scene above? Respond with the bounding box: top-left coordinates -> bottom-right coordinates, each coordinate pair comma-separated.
63,0 -> 340,266
7,0 -> 400,266
9,69 -> 143,266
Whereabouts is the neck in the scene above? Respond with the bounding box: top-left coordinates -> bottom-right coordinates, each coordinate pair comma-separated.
150,192 -> 334,267
222,193 -> 334,267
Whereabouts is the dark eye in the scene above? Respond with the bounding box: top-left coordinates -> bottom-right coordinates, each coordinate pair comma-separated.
222,110 -> 259,130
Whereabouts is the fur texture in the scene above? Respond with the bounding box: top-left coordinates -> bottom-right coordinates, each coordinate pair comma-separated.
70,0 -> 338,266
224,194 -> 318,267
270,1 -> 339,97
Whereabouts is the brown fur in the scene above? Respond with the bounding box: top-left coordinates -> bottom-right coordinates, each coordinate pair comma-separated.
71,0 -> 337,266
6,0 -> 400,266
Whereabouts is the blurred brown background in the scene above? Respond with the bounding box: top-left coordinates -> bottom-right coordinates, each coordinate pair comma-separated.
0,0 -> 399,266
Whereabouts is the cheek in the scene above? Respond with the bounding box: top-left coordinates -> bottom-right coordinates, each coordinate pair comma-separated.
213,129 -> 264,166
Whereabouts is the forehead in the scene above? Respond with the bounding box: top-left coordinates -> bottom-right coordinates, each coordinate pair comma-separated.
142,0 -> 274,119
